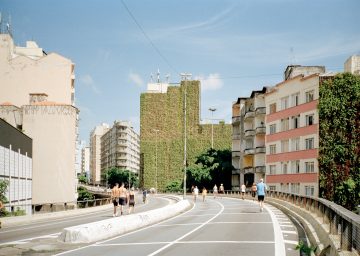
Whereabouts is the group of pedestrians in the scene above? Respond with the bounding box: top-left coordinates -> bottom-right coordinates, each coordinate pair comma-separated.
111,182 -> 136,217
191,183 -> 225,202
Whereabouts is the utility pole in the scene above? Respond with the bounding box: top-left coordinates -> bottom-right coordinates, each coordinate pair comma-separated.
180,73 -> 192,199
209,108 -> 217,148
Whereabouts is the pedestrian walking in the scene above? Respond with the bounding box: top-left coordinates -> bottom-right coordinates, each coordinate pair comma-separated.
241,183 -> 246,200
193,186 -> 199,202
251,182 -> 257,201
202,187 -> 207,202
213,184 -> 218,199
111,183 -> 120,217
256,178 -> 267,212
142,189 -> 147,203
118,182 -> 128,215
128,187 -> 135,214
219,183 -> 224,198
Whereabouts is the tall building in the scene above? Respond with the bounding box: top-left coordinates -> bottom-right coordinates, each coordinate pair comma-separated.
100,121 -> 140,185
140,79 -> 232,191
0,31 -> 78,208
81,146 -> 90,179
344,55 -> 360,75
264,65 -> 325,197
89,123 -> 109,185
232,87 -> 267,190
0,118 -> 33,215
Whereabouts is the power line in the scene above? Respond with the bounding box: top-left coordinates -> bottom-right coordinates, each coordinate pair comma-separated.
120,0 -> 179,75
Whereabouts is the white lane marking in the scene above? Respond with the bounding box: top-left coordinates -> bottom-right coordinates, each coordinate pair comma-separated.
147,200 -> 225,256
282,230 -> 297,234
93,240 -> 275,247
0,232 -> 61,246
265,205 -> 286,256
157,221 -> 272,227
284,240 -> 298,245
279,224 -> 294,227
55,201 -> 196,256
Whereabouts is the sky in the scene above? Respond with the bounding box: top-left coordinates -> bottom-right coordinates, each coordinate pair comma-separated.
1,0 -> 360,143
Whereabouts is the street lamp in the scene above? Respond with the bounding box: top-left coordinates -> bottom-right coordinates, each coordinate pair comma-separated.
209,108 -> 217,148
153,129 -> 160,193
180,73 -> 192,199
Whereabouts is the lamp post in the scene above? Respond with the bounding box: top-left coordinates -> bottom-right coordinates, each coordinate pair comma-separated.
180,73 -> 192,199
209,108 -> 217,148
153,129 -> 160,193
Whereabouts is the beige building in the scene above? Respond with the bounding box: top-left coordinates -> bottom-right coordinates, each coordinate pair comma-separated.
89,123 -> 110,185
232,87 -> 267,190
0,32 -> 78,208
101,121 -> 140,185
344,55 -> 360,75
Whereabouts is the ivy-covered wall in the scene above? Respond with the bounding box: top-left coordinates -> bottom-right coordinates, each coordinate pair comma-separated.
140,81 -> 232,190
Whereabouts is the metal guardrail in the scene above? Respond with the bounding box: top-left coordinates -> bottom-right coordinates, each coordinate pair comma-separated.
266,191 -> 360,254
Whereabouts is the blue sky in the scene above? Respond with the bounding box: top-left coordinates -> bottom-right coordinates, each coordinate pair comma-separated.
2,0 -> 360,143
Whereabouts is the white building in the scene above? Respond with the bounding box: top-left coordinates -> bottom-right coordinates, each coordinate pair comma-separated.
89,123 -> 110,185
81,146 -> 90,179
344,55 -> 360,75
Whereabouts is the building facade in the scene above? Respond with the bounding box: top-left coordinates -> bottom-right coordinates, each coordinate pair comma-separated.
89,123 -> 109,185
265,66 -> 325,197
344,55 -> 360,75
232,88 -> 267,190
0,32 -> 78,207
140,80 -> 232,191
0,118 -> 33,215
81,146 -> 90,179
100,121 -> 140,185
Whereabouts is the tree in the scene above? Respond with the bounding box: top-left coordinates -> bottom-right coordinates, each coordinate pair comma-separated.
106,168 -> 139,188
77,186 -> 94,201
0,180 -> 9,217
78,174 -> 87,184
165,180 -> 182,193
319,73 -> 360,210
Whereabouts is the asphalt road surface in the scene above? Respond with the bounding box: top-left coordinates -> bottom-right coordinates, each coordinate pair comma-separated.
0,194 -> 173,245
57,197 -> 299,256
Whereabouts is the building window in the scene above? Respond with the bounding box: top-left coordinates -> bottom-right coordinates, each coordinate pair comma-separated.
282,162 -> 288,174
291,93 -> 300,107
292,115 -> 300,129
270,145 -> 276,154
305,186 -> 315,196
269,103 -> 276,114
306,114 -> 314,126
305,162 -> 315,173
269,186 -> 276,191
269,165 -> 276,175
291,183 -> 300,194
291,137 -> 300,151
281,140 -> 289,153
305,90 -> 314,103
305,138 -> 314,149
281,118 -> 289,131
281,96 -> 289,110
270,124 -> 276,134
291,160 -> 300,173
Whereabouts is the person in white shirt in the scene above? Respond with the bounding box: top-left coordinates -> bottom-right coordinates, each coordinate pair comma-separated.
241,183 -> 246,200
193,186 -> 199,202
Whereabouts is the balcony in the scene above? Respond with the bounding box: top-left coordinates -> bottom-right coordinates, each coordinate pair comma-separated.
232,134 -> 241,140
232,169 -> 240,175
255,126 -> 266,135
244,148 -> 255,155
255,146 -> 266,154
232,151 -> 241,157
244,129 -> 255,137
255,166 -> 266,173
255,107 -> 266,115
232,116 -> 241,124
243,167 -> 254,174
244,110 -> 255,120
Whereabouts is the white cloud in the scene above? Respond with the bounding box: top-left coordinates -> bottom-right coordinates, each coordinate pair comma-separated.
195,73 -> 224,91
79,74 -> 101,94
128,72 -> 144,87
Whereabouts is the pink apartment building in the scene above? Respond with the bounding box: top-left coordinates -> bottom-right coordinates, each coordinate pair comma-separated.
265,65 -> 325,197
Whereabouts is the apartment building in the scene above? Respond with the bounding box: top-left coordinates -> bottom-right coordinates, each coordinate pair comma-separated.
89,123 -> 109,185
0,118 -> 32,215
265,65 -> 325,197
81,146 -> 90,178
232,87 -> 267,190
0,31 -> 78,208
100,121 -> 140,185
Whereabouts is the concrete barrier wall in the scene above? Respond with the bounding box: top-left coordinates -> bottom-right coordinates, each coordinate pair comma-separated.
58,199 -> 191,244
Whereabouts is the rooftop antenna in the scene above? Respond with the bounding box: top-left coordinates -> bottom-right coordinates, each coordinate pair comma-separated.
165,73 -> 170,83
0,12 -> 2,33
150,72 -> 154,83
157,68 -> 160,83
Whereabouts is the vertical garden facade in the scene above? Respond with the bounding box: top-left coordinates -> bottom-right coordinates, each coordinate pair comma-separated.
140,80 -> 232,190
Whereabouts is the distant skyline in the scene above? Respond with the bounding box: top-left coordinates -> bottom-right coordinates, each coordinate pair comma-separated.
1,0 -> 359,143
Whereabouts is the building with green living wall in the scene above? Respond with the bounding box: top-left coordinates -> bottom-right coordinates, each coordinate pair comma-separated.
140,80 -> 232,191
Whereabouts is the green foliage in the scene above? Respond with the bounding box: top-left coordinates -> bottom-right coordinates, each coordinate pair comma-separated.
140,81 -> 232,190
78,174 -> 87,184
106,168 -> 139,188
319,73 -> 360,210
165,180 -> 182,192
0,179 -> 9,203
77,186 -> 94,201
295,241 -> 317,256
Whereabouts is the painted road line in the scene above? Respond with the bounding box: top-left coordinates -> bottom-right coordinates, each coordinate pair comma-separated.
265,205 -> 286,256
